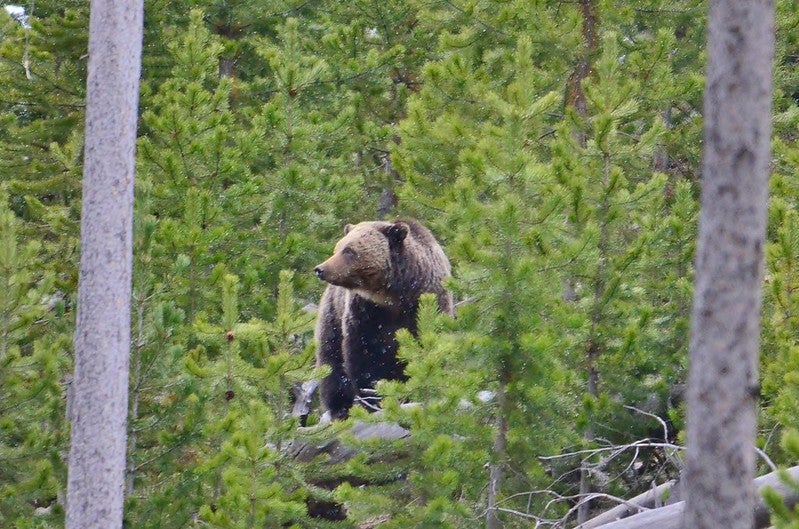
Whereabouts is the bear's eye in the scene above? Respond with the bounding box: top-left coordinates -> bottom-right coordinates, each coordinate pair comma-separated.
342,246 -> 358,259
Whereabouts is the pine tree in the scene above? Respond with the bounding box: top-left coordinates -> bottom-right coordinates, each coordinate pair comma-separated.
343,30 -> 582,527
386,1 -> 705,524
0,1 -> 88,201
187,271 -> 327,528
123,211 -> 194,519
0,5 -> 89,525
248,15 -> 363,304
0,1 -> 88,302
759,2 -> 799,466
0,189 -> 66,527
7,0 -> 799,524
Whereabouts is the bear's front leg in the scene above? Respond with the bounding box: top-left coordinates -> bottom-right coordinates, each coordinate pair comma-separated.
318,330 -> 357,419
315,287 -> 357,420
319,369 -> 357,420
340,305 -> 405,414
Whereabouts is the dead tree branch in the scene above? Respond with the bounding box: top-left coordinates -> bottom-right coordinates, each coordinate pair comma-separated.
582,465 -> 799,529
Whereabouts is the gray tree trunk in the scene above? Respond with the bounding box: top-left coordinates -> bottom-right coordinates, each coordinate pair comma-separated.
65,1 -> 144,528
683,2 -> 774,529
486,382 -> 508,529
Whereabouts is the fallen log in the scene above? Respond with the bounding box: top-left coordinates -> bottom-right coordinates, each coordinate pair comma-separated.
289,420 -> 411,464
292,380 -> 319,425
576,480 -> 678,529
587,465 -> 799,529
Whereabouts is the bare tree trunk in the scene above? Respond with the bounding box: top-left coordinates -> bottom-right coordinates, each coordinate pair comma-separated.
564,4 -> 600,520
486,380 -> 508,529
683,2 -> 774,529
377,151 -> 399,219
125,295 -> 147,497
65,1 -> 143,528
564,0 -> 598,123
578,149 -> 612,526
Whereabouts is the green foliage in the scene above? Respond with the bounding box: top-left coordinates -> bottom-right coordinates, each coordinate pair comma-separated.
126,269 -> 321,528
187,271 -> 318,528
0,2 -> 85,297
387,3 -> 698,522
550,31 -> 676,441
4,0 -> 799,526
0,1 -> 88,203
762,3 -> 799,458
0,190 -> 67,527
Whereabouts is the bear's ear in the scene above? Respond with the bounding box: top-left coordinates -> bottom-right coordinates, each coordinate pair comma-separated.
383,221 -> 409,247
344,224 -> 355,235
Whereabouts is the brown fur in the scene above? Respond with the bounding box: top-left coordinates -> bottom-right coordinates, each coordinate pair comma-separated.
314,220 -> 453,419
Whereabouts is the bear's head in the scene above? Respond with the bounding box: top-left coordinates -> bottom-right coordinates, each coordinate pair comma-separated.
314,221 -> 409,303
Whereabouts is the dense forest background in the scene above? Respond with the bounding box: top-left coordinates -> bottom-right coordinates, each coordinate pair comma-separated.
2,1 -> 799,527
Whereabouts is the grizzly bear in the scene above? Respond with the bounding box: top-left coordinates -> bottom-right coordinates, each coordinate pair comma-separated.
313,220 -> 453,419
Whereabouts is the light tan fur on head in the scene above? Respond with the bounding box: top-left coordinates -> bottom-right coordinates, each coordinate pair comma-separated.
314,222 -> 396,303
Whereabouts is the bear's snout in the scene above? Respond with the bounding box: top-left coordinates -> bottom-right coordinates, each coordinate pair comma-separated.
314,265 -> 326,280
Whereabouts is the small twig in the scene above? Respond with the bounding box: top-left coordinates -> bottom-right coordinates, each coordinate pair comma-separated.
538,440 -> 683,462
355,390 -> 382,412
623,405 -> 669,441
23,1 -> 35,80
482,489 -> 653,529
754,446 -> 777,472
